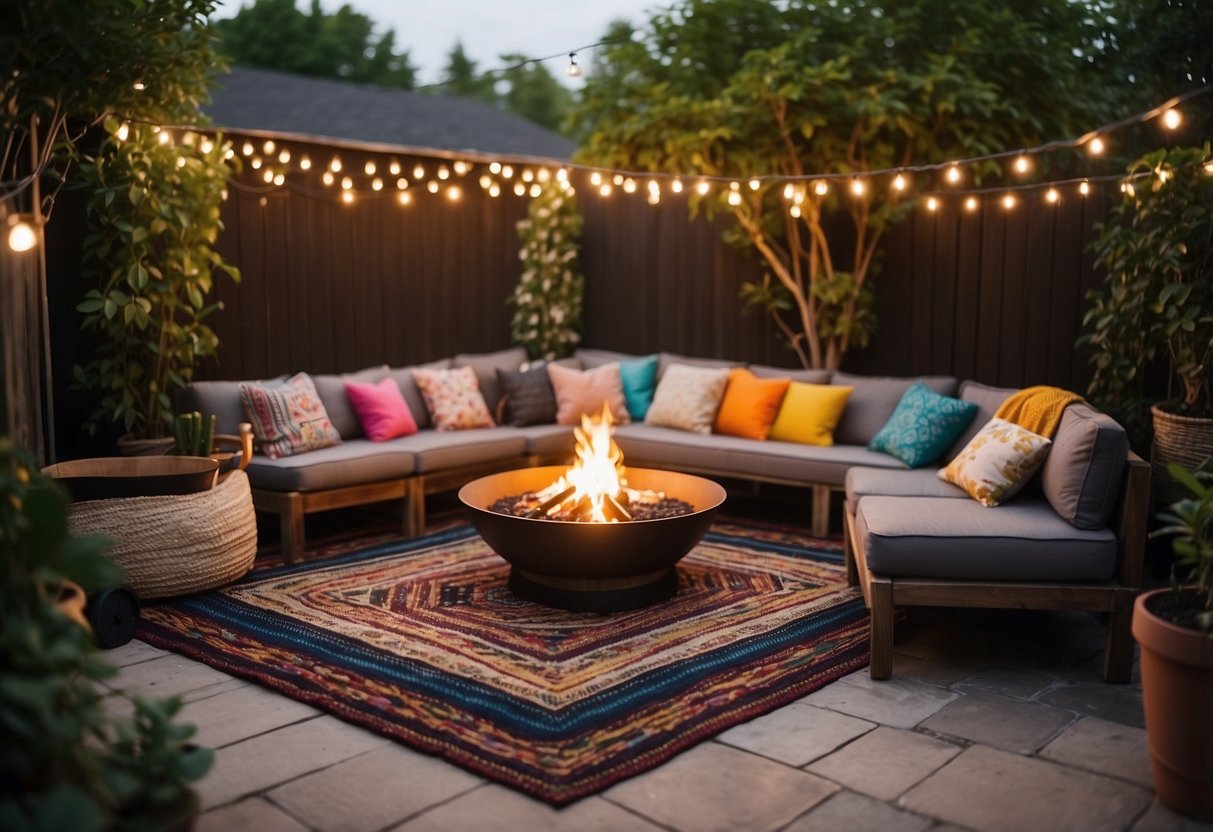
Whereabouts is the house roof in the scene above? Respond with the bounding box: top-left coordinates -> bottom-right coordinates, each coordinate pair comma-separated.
203,66 -> 577,161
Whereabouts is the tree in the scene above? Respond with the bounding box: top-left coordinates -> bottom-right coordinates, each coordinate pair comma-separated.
215,0 -> 417,88
440,41 -> 497,101
497,53 -> 574,135
573,0 -> 1119,369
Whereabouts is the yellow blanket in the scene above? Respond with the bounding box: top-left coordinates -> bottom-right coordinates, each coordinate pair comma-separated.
994,385 -> 1084,438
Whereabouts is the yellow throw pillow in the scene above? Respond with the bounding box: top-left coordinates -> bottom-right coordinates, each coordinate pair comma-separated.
768,383 -> 853,446
714,368 -> 791,440
938,417 -> 1052,506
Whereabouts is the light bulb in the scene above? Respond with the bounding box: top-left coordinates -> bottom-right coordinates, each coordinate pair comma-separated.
850,178 -> 866,196
322,171 -> 335,186
599,183 -> 613,197
1088,136 -> 1105,155
427,180 -> 440,193
398,192 -> 412,205
567,52 -> 581,77
648,180 -> 661,196
613,174 -> 624,186
365,160 -> 377,175
490,161 -> 502,174
1204,162 -> 1213,176
447,185 -> 462,202
1014,155 -> 1030,174
793,189 -> 805,205
251,157 -> 262,170
259,196 -> 268,208
177,156 -> 187,169
556,168 -> 568,183
372,177 -> 383,191
727,190 -> 742,206
514,182 -> 527,196
748,178 -> 760,191
1162,108 -> 1182,130
413,164 -> 425,179
814,180 -> 829,196
1079,180 -> 1090,195
529,183 -> 542,197
479,174 -> 492,189
341,176 -> 353,190
502,165 -> 514,179
273,173 -> 285,186
623,178 -> 637,193
729,181 -> 740,191
224,148 -> 234,160
926,196 -> 939,212
1158,169 -> 1170,184
590,172 -> 602,186
341,191 -> 354,204
783,183 -> 795,200
201,139 -> 214,154
892,174 -> 907,191
946,165 -> 961,185
1002,193 -> 1016,210
331,157 -> 343,172
647,191 -> 660,205
438,165 -> 450,180
116,123 -> 130,141
389,160 -> 401,175
262,169 -> 274,183
300,156 -> 312,171
1045,188 -> 1060,203
157,130 -> 171,145
242,141 -> 254,156
133,81 -> 146,91
397,178 -> 408,190
965,196 -> 979,212
521,168 -> 534,182
696,180 -> 710,195
537,168 -> 551,182
7,218 -> 37,252
263,140 -> 275,154
454,161 -> 470,175
489,183 -> 501,197
671,178 -> 683,193
789,204 -> 802,218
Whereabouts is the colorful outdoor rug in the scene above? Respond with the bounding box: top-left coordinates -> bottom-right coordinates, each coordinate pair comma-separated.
137,519 -> 871,805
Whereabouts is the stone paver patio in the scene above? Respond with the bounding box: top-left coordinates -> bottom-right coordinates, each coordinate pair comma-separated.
98,499 -> 1212,831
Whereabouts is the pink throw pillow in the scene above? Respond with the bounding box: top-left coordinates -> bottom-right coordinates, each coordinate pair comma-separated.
344,377 -> 418,441
546,362 -> 631,426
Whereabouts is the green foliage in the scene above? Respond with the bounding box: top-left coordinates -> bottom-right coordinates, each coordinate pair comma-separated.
441,41 -> 497,101
215,0 -> 417,87
173,412 -> 216,456
1080,145 -> 1213,440
1153,457 -> 1213,630
510,183 -> 585,361
74,122 -> 240,440
573,0 -> 1117,369
0,439 -> 213,828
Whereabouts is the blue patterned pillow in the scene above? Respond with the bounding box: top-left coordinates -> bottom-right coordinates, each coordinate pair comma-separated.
868,382 -> 978,468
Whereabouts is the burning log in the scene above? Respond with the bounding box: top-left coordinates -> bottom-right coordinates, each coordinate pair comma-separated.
603,493 -> 633,522
526,485 -> 575,519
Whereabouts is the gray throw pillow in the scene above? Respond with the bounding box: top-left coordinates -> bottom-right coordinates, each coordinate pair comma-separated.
1041,403 -> 1129,529
387,358 -> 452,430
454,347 -> 528,416
496,366 -> 558,426
831,372 -> 958,447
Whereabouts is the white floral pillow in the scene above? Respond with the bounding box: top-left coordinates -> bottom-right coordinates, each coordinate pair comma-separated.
644,364 -> 731,434
411,366 -> 494,430
938,417 -> 1052,507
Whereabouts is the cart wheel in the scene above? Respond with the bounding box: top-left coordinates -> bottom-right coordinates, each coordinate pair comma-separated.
87,586 -> 140,649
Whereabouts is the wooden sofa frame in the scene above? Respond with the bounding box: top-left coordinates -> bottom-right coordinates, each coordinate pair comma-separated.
843,451 -> 1150,683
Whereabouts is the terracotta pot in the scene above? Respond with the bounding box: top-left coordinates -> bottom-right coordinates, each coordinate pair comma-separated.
1132,588 -> 1213,820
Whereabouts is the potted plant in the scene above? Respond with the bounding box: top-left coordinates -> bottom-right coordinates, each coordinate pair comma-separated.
73,119 -> 239,454
0,437 -> 213,827
1134,457 -> 1213,820
1080,144 -> 1213,504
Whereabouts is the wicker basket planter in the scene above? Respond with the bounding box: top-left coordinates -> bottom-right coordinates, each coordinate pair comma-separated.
65,469 -> 257,600
1151,404 -> 1213,509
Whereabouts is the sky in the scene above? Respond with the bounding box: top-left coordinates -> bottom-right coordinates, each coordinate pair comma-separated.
211,0 -> 659,87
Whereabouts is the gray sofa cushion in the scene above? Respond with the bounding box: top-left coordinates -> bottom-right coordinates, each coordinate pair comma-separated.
246,439 -> 416,492
1041,403 -> 1128,530
395,427 -> 527,473
945,380 -> 1019,460
387,358 -> 451,431
657,352 -> 743,379
855,495 -> 1117,581
180,376 -> 286,436
454,347 -> 527,416
518,424 -> 576,458
831,373 -> 958,447
748,364 -> 832,384
575,348 -> 638,368
845,467 -> 967,507
614,423 -> 906,486
312,365 -> 390,440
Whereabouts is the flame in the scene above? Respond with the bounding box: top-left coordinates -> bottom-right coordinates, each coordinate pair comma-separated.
536,403 -> 627,522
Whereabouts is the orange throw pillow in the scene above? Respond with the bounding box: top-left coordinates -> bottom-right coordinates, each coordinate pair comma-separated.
714,368 -> 791,440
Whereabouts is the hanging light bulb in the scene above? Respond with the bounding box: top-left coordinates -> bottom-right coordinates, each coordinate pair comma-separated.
793,189 -> 805,205
372,177 -> 383,191
513,181 -> 526,196
389,160 -> 401,175
555,168 -> 569,183
529,183 -> 542,197
397,178 -> 409,190
454,161 -> 470,175
1158,168 -> 1170,185
671,178 -> 683,194
926,196 -> 939,212
158,130 -> 171,145
946,165 -> 962,185
242,141 -> 254,156
259,196 -> 268,208
322,171 -> 335,186
648,191 -> 661,205
7,216 -> 37,252
365,160 -> 377,175
814,180 -> 829,196
623,178 -> 637,193
1045,187 -> 1060,204
590,171 -> 603,187
438,165 -> 450,180
398,192 -> 412,206
489,183 -> 501,198
479,174 -> 492,189
789,204 -> 802,219
850,178 -> 866,196
567,52 -> 582,77
273,172 -> 285,186
783,183 -> 795,200
1079,180 -> 1091,196
1013,155 -> 1030,174
262,169 -> 274,183
599,183 -> 613,197
330,157 -> 343,172
965,196 -> 979,212
116,123 -> 130,141
648,180 -> 661,198
413,163 -> 425,179
489,161 -> 502,174
696,180 -> 710,195
263,140 -> 275,154
892,174 -> 907,191
521,168 -> 534,183
1002,193 -> 1016,210
133,81 -> 146,91
1162,108 -> 1182,130
427,180 -> 440,193
748,178 -> 761,191
250,156 -> 262,170
341,191 -> 354,204
501,165 -> 514,179
613,173 -> 625,186
1088,136 -> 1105,155
537,167 -> 551,182
300,156 -> 312,171
447,185 -> 462,202
727,190 -> 742,206
202,138 -> 215,154
341,176 -> 353,190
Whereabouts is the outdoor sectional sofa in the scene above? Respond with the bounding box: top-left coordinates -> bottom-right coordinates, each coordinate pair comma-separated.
181,346 -> 1148,683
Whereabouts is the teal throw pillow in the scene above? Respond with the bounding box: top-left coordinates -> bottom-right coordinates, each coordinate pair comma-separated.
867,382 -> 978,468
619,355 -> 659,420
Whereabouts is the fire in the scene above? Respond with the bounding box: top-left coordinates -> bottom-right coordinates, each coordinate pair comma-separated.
531,404 -> 640,522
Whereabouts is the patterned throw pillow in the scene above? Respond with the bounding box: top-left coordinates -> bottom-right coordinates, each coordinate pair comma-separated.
239,373 -> 342,459
868,382 -> 979,468
644,364 -> 731,435
411,366 -> 495,431
768,383 -> 853,446
939,417 -> 1052,506
714,368 -> 791,441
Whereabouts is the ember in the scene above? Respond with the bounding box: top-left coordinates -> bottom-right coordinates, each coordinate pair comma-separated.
488,404 -> 693,523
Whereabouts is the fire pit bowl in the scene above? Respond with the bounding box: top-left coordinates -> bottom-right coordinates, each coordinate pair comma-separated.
459,465 -> 726,612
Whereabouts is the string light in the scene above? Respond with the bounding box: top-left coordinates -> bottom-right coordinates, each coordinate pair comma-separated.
262,169 -> 273,183
892,174 -> 907,192
201,138 -> 214,154
330,157 -> 343,172
389,160 -> 401,175
277,149 -> 290,164
850,178 -> 866,197
242,141 -> 254,156
814,180 -> 829,196
946,166 -> 962,185
341,176 -> 353,190
365,160 -> 377,175
623,178 -> 637,193
488,183 -> 501,197
1087,136 -> 1105,155
556,168 -> 569,183
398,192 -> 412,205
438,165 -> 450,180
1001,193 -> 1016,210
599,183 -> 612,197
783,183 -> 796,200
372,177 -> 383,191
696,180 -> 710,195
502,165 -> 514,179
1045,187 -> 1060,203
1162,108 -> 1182,130
522,168 -> 534,183
789,204 -> 802,218
413,163 -> 425,178
322,171 -> 335,186
300,156 -> 312,171
727,189 -> 742,206
7,216 -> 37,252
490,162 -> 502,174
749,178 -> 761,191
454,161 -> 470,175
965,196 -> 979,212
116,123 -> 130,141
613,173 -> 624,186
397,178 -> 408,189
926,196 -> 939,212
1079,180 -> 1091,195
263,140 -> 275,154
1013,156 -> 1030,174
479,174 -> 492,189
273,173 -> 285,186
671,178 -> 683,193
427,180 -> 440,193
447,185 -> 462,202
566,52 -> 581,77
250,157 -> 262,170
590,172 -> 602,187
158,130 -> 171,145
341,191 -> 354,204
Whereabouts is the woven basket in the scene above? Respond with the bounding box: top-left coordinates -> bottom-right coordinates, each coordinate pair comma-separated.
67,469 -> 257,600
1151,404 -> 1213,509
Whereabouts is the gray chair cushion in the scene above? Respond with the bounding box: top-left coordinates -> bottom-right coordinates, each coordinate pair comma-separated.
945,380 -> 1019,460
657,352 -> 743,379
395,427 -> 527,473
855,495 -> 1117,581
747,364 -> 832,384
312,365 -> 390,440
1041,403 -> 1128,530
180,376 -> 287,436
831,373 -> 959,447
518,424 -> 576,458
454,347 -> 527,416
575,348 -> 639,368
845,467 -> 967,507
613,423 -> 906,486
387,358 -> 452,431
246,439 -> 415,492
